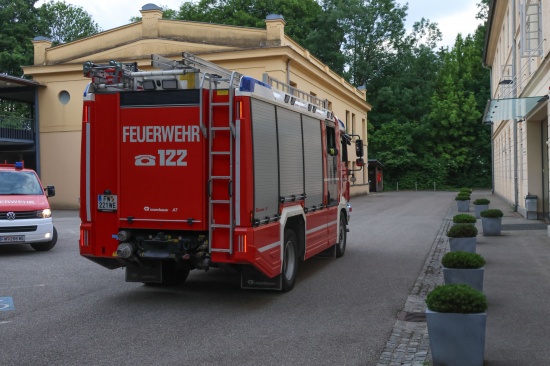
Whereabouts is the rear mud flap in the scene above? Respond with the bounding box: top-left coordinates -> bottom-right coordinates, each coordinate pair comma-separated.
241,267 -> 282,291
125,262 -> 162,283
315,243 -> 337,259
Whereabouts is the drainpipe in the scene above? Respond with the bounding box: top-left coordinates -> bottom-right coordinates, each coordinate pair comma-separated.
482,62 -> 494,193
512,0 -> 518,211
34,89 -> 41,177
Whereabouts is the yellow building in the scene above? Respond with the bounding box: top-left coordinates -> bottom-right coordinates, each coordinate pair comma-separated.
20,4 -> 370,209
483,0 -> 550,219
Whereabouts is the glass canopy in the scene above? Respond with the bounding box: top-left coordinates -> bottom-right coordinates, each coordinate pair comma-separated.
482,96 -> 548,124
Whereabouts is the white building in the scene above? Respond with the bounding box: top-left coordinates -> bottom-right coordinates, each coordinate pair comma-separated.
483,0 -> 550,219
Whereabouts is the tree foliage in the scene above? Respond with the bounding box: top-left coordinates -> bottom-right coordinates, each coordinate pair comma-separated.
176,0 -> 324,48
37,0 -> 101,45
0,0 -> 40,75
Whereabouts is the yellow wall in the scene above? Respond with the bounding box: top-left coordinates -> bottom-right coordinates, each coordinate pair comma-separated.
39,131 -> 81,209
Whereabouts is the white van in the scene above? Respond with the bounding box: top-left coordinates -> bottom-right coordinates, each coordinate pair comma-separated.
0,162 -> 57,251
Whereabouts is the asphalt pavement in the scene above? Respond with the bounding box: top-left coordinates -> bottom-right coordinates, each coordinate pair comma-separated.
377,189 -> 550,366
2,191 -> 549,365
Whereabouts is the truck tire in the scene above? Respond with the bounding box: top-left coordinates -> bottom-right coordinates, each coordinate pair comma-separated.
31,227 -> 57,252
282,229 -> 299,292
335,215 -> 347,258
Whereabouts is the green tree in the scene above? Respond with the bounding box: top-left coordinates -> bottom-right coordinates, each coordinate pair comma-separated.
0,0 -> 40,75
331,0 -> 408,88
38,0 -> 101,45
427,33 -> 490,187
176,0 -> 324,50
302,0 -> 346,74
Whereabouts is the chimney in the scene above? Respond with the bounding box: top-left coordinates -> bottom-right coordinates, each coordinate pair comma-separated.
32,36 -> 53,65
265,14 -> 286,46
140,3 -> 163,38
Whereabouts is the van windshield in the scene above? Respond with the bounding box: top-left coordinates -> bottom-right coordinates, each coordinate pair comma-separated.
0,171 -> 43,195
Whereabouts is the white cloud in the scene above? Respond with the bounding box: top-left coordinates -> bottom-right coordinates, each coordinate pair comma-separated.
399,0 -> 482,48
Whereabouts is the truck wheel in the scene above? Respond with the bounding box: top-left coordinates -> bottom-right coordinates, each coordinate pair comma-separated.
335,215 -> 347,258
282,229 -> 299,292
31,227 -> 57,252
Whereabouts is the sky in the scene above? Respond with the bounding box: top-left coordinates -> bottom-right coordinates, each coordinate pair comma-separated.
35,0 -> 483,49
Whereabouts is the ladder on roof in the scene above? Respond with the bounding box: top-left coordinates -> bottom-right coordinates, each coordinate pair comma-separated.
181,52 -> 242,89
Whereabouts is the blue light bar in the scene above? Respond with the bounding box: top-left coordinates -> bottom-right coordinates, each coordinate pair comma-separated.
239,76 -> 272,93
14,162 -> 24,169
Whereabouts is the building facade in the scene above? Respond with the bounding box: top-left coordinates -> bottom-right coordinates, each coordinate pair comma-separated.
20,4 -> 371,209
484,0 -> 550,219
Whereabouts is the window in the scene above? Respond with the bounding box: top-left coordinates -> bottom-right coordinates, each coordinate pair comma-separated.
59,90 -> 70,105
520,0 -> 542,57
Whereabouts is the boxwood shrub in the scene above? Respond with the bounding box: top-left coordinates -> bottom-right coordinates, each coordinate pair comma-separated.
442,251 -> 485,269
480,209 -> 503,218
453,214 -> 477,224
426,284 -> 488,313
455,194 -> 471,201
473,198 -> 490,205
447,223 -> 478,238
459,187 -> 472,194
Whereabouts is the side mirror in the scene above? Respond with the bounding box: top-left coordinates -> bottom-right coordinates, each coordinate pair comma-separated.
46,186 -> 55,197
355,139 -> 364,157
356,158 -> 364,167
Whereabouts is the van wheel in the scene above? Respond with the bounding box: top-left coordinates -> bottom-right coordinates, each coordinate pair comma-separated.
282,229 -> 299,292
31,227 -> 57,252
336,216 -> 347,258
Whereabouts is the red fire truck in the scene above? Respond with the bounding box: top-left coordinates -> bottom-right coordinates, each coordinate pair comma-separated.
79,52 -> 364,291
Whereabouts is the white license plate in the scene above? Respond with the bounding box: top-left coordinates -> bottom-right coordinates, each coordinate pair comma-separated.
0,235 -> 25,244
98,194 -> 118,211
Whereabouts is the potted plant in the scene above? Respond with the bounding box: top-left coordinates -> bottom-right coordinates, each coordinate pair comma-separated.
452,213 -> 477,226
426,284 -> 487,366
459,187 -> 472,194
473,198 -> 490,219
442,251 -> 485,291
480,208 -> 503,236
447,224 -> 478,253
455,194 -> 470,212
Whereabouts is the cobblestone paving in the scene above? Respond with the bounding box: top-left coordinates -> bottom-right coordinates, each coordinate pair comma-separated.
376,203 -> 454,366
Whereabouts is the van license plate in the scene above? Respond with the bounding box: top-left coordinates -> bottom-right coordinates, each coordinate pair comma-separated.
98,194 -> 118,212
0,236 -> 25,244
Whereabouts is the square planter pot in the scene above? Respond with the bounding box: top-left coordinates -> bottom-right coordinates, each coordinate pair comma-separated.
426,310 -> 486,366
456,200 -> 470,212
481,217 -> 502,236
448,237 -> 477,253
474,204 -> 489,219
443,267 -> 484,292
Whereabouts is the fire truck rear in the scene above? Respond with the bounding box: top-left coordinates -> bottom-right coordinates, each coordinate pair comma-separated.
79,52 -> 364,291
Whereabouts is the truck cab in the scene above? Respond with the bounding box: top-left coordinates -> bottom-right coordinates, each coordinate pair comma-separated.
0,162 -> 57,251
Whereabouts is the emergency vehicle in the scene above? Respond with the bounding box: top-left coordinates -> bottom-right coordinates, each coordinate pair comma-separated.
79,52 -> 364,291
0,162 -> 57,251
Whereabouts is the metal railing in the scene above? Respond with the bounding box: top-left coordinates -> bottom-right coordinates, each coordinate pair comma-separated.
0,115 -> 35,142
262,74 -> 328,109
